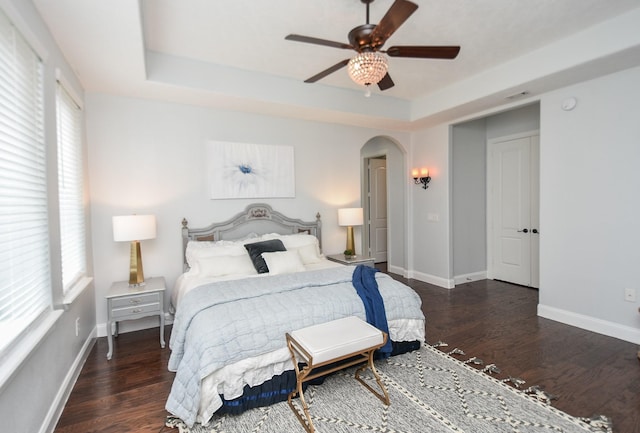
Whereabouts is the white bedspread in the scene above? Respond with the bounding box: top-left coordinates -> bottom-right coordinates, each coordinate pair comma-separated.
171,259 -> 342,311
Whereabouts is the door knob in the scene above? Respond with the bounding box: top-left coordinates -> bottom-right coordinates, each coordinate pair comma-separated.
532,229 -> 539,234
517,228 -> 529,233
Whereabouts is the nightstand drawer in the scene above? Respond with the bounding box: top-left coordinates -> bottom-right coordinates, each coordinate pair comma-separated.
111,292 -> 159,308
111,302 -> 160,319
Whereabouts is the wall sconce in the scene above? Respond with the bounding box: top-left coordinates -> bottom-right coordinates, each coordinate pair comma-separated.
412,168 -> 431,189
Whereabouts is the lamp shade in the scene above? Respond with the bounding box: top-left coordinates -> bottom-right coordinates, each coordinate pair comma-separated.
338,208 -> 364,227
112,215 -> 156,242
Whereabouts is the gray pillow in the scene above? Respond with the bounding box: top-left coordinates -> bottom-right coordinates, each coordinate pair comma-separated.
244,239 -> 286,273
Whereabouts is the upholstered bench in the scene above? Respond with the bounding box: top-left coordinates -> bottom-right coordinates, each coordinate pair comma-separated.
285,316 -> 390,433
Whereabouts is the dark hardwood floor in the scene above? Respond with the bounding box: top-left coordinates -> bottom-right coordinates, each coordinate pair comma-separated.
54,275 -> 640,433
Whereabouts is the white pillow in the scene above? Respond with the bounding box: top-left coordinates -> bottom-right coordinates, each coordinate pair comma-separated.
280,233 -> 319,249
186,241 -> 249,273
295,243 -> 324,264
262,250 -> 305,275
260,233 -> 322,262
197,254 -> 257,278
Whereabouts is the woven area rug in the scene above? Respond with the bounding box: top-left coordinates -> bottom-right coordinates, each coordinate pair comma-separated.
166,344 -> 610,433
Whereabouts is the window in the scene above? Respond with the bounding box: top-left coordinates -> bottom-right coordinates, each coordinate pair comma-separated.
57,81 -> 86,292
0,8 -> 51,354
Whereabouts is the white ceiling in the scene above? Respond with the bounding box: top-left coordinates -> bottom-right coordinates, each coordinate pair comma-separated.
32,0 -> 640,128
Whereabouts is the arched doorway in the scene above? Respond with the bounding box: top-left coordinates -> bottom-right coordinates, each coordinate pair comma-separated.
361,136 -> 407,273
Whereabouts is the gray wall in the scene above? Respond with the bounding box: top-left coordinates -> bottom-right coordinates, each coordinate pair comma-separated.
86,93 -> 411,337
451,119 -> 487,278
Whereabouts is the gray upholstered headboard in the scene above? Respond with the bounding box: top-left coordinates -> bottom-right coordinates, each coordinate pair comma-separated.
181,203 -> 322,271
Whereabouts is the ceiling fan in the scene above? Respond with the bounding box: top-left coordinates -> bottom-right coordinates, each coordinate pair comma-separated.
285,0 -> 460,92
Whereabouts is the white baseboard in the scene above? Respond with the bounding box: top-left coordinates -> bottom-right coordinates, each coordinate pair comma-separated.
387,264 -> 406,277
538,304 -> 640,345
407,270 -> 454,289
41,326 -> 97,433
453,271 -> 487,286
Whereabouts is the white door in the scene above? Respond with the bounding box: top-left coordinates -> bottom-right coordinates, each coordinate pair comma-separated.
368,158 -> 388,263
488,133 -> 539,287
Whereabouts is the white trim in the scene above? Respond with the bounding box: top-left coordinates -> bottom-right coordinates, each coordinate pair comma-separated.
387,264 -> 406,277
538,304 -> 640,345
0,0 -> 49,61
407,270 -> 455,289
55,68 -> 83,109
0,310 -> 63,391
61,276 -> 93,310
39,328 -> 96,433
453,271 -> 487,286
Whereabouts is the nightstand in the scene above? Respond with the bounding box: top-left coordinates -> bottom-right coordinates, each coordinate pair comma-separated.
326,254 -> 375,268
106,276 -> 166,360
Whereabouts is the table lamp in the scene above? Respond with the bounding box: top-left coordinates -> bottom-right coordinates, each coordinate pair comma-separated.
112,214 -> 156,286
338,207 -> 363,255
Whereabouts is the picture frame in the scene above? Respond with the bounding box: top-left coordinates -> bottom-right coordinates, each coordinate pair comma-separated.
206,140 -> 295,199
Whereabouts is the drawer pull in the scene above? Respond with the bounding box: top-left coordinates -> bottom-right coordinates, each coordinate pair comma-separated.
131,308 -> 142,313
129,299 -> 141,304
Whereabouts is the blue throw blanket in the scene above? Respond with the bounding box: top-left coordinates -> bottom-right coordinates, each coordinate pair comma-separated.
351,265 -> 392,357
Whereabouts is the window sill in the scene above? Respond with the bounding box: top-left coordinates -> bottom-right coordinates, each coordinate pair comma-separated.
0,310 -> 63,391
61,276 -> 93,310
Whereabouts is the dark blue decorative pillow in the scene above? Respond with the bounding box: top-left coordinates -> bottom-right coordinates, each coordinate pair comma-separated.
244,239 -> 286,273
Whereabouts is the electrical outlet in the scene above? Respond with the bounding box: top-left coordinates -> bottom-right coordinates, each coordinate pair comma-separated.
624,288 -> 636,303
75,317 -> 80,336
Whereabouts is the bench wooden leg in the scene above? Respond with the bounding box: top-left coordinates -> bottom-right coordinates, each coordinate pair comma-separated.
285,328 -> 390,433
355,349 -> 390,405
287,360 -> 315,433
288,387 -> 315,433
287,335 -> 317,433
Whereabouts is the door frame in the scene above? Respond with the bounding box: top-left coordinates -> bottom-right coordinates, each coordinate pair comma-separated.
363,154 -> 388,262
360,135 -> 408,274
366,156 -> 388,263
486,130 -> 540,285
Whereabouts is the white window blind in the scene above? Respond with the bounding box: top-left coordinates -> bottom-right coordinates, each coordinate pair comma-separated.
56,82 -> 86,292
0,8 -> 51,354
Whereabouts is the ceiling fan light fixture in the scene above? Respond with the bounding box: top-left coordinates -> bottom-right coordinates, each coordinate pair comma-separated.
347,51 -> 388,86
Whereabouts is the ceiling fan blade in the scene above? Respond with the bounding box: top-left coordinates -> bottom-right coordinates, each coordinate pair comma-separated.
386,45 -> 461,59
377,73 -> 395,91
370,0 -> 418,47
304,59 -> 350,83
285,34 -> 353,50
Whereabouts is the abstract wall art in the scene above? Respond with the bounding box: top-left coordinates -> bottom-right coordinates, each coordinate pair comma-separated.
206,141 -> 295,199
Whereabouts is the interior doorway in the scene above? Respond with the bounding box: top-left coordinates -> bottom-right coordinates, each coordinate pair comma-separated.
367,156 -> 388,263
361,136 -> 407,273
451,102 -> 540,286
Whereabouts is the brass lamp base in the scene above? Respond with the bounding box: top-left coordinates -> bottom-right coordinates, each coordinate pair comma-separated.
346,226 -> 355,254
128,240 -> 145,286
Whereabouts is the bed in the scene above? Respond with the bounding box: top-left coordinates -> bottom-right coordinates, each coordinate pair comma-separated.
166,203 -> 425,427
